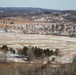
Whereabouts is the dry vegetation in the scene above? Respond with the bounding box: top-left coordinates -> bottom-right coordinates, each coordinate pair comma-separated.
0,33 -> 76,56
0,60 -> 76,75
0,32 -> 76,75
0,7 -> 76,75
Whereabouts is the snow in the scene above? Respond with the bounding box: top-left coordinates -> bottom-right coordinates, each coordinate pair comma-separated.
0,33 -> 76,63
0,51 -> 28,62
44,56 -> 73,64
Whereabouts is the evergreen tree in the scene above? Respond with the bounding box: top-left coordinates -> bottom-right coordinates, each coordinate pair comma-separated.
1,45 -> 8,53
33,47 -> 43,58
44,48 -> 53,57
23,46 -> 28,56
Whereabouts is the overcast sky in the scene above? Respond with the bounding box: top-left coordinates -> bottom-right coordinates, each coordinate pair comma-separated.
0,0 -> 76,10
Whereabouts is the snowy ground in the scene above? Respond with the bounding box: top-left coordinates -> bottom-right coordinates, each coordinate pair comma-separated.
0,32 -> 76,57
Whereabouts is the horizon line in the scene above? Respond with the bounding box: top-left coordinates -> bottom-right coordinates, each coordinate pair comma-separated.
0,6 -> 76,11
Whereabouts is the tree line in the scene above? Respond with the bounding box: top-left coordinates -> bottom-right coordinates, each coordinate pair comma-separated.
20,46 -> 60,60
0,45 -> 60,60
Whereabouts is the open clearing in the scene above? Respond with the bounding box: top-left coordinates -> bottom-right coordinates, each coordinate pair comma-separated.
0,33 -> 76,57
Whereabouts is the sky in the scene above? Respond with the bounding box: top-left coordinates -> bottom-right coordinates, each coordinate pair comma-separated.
0,0 -> 76,10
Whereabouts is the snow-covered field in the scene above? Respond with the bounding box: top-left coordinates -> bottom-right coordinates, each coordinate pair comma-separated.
0,33 -> 76,57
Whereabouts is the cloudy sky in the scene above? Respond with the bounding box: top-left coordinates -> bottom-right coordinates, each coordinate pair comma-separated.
0,0 -> 75,10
